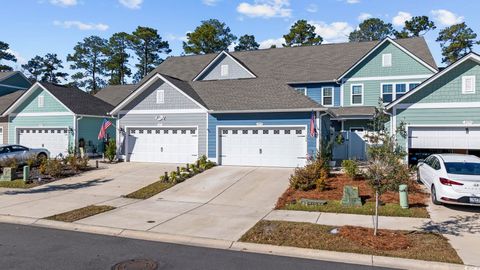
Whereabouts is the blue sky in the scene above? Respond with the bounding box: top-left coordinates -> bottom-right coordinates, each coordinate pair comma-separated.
1,0 -> 479,82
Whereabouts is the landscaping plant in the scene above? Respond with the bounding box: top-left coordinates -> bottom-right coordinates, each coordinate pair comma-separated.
342,159 -> 359,179
44,158 -> 64,178
104,138 -> 116,162
315,168 -> 328,191
289,154 -> 329,191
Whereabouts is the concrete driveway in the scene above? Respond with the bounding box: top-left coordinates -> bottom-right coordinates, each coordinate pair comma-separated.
0,162 -> 178,218
78,166 -> 292,241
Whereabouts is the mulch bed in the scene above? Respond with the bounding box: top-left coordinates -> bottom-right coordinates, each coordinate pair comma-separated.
45,205 -> 116,222
276,174 -> 428,209
339,226 -> 410,251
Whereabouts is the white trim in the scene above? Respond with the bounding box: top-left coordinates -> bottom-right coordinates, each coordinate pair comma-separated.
2,82 -> 74,116
0,83 -> 28,90
205,113 -> 209,160
387,53 -> 480,110
462,75 -> 476,94
192,51 -> 256,81
382,53 -> 392,67
340,79 -> 345,107
120,109 -> 207,115
9,112 -> 74,117
350,83 -> 364,106
337,37 -> 438,81
110,73 -> 208,115
208,108 -> 327,114
345,74 -> 432,82
316,112 -> 321,151
294,87 -> 307,96
124,125 -> 199,162
395,102 -> 480,110
156,89 -> 165,104
215,124 -> 308,165
321,86 -> 334,107
380,81 -> 421,104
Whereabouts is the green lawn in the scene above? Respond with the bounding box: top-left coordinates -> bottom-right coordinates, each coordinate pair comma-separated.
124,181 -> 175,199
45,205 -> 116,222
282,200 -> 429,218
241,220 -> 462,264
0,180 -> 39,189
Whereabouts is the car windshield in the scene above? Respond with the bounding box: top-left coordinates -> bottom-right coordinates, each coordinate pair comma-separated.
444,162 -> 480,175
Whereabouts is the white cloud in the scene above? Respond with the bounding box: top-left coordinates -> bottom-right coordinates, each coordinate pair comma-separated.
203,0 -> 220,6
49,0 -> 77,7
310,21 -> 354,43
346,0 -> 360,4
53,20 -> 109,31
306,3 -> 317,13
259,37 -> 285,48
119,0 -> 143,9
357,12 -> 371,22
431,9 -> 464,26
392,11 -> 412,27
6,49 -> 27,66
166,33 -> 188,42
237,0 -> 292,18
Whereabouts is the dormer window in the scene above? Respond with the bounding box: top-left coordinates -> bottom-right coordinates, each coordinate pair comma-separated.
221,64 -> 229,77
382,53 -> 392,67
38,95 -> 44,108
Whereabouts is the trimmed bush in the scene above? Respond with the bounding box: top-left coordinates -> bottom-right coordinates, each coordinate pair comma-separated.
289,156 -> 328,191
104,138 -> 116,162
342,159 -> 359,179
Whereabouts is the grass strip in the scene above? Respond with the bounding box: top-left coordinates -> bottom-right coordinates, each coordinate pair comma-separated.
45,205 -> 116,222
124,181 -> 174,200
0,179 -> 39,189
240,220 -> 462,264
283,200 -> 429,218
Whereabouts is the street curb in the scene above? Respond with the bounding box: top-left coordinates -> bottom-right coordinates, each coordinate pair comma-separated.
0,214 -> 473,270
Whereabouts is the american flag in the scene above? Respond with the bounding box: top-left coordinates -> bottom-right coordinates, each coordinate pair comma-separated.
310,111 -> 317,138
98,118 -> 112,140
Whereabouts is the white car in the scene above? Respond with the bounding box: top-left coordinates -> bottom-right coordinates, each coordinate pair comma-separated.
417,154 -> 480,206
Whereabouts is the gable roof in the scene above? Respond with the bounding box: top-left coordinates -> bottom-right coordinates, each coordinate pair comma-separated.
95,84 -> 137,106
0,71 -> 31,87
386,52 -> 480,110
0,90 -> 26,114
3,82 -> 114,116
192,51 -> 256,81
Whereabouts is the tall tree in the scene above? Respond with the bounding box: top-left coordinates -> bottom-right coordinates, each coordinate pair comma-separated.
437,22 -> 479,64
67,36 -> 108,93
105,32 -> 132,85
234,34 -> 260,51
0,41 -> 17,71
22,54 -> 68,83
283,20 -> 323,47
183,19 -> 237,55
349,18 -> 394,42
395,16 -> 436,38
130,26 -> 171,82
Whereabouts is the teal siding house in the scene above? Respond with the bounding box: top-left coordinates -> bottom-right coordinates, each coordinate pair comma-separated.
2,82 -> 115,157
387,53 -> 480,164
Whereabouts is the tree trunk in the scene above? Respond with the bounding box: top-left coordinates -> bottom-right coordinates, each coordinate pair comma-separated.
374,190 -> 379,236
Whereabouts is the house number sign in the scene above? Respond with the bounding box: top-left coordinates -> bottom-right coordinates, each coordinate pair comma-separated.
155,115 -> 166,121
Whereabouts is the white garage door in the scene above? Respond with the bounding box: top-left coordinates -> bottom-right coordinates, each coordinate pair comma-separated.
219,127 -> 308,167
409,126 -> 480,149
127,127 -> 198,163
17,128 -> 69,157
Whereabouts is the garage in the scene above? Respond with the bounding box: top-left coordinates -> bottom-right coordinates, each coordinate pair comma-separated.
408,126 -> 480,164
17,127 -> 69,157
218,126 -> 308,167
126,127 -> 198,163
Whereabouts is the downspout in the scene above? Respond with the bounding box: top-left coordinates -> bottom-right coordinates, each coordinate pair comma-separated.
75,115 -> 83,154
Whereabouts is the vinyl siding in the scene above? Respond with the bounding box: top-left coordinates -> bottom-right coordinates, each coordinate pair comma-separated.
0,122 -> 7,144
8,115 -> 75,148
402,59 -> 480,104
207,112 -> 317,159
13,86 -> 70,113
118,113 -> 207,156
123,79 -> 201,111
197,53 -> 254,81
291,83 -> 341,107
78,116 -> 116,153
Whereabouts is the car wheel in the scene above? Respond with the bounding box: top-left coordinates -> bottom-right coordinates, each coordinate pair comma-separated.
37,153 -> 47,162
431,185 -> 442,205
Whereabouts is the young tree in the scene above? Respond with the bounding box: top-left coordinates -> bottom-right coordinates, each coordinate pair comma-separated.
105,32 -> 132,85
283,20 -> 323,47
349,18 -> 394,42
39,53 -> 68,83
395,16 -> 436,38
67,35 -> 108,93
234,34 -> 260,51
21,55 -> 44,81
0,41 -> 17,71
130,26 -> 171,82
437,22 -> 479,64
183,19 -> 237,55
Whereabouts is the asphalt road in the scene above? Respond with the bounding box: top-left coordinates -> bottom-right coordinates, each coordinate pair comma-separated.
0,223 -> 394,270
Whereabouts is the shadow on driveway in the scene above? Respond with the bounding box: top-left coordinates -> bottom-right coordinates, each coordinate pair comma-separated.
421,205 -> 480,236
1,178 -> 113,195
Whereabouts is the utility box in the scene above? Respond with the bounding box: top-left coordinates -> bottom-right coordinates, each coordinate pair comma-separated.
399,184 -> 409,209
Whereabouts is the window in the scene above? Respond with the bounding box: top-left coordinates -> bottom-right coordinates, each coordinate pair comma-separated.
382,53 -> 392,67
295,87 -> 307,95
409,83 -> 419,90
351,84 -> 363,105
221,64 -> 229,76
462,76 -> 476,94
382,84 -> 393,103
322,87 -> 333,106
395,83 -> 407,99
156,90 -> 165,104
38,95 -> 44,108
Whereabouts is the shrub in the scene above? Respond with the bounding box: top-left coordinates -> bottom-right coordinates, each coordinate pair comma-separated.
0,157 -> 18,169
79,156 -> 89,170
44,159 -> 63,178
342,159 -> 359,179
66,155 -> 81,172
189,164 -> 200,175
26,155 -> 38,168
197,155 -> 216,171
104,138 -> 116,162
289,157 -> 327,191
316,168 -> 329,191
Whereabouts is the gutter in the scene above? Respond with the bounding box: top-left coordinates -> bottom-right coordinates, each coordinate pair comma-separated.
207,108 -> 329,114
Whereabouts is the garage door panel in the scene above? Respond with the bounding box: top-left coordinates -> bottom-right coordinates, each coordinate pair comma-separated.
409,126 -> 480,150
18,128 -> 69,157
127,127 -> 198,163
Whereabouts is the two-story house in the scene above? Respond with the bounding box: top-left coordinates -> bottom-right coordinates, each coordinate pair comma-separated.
107,37 -> 437,167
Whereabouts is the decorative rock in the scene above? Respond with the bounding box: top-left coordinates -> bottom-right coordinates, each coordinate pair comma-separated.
299,198 -> 327,206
